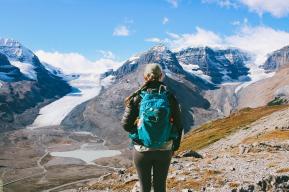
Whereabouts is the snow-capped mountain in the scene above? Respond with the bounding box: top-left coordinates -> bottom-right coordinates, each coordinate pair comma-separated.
104,45 -> 214,89
106,45 -> 184,78
237,45 -> 289,109
0,38 -> 40,80
2,40 -> 288,136
62,44 -> 280,144
0,38 -> 71,132
104,45 -> 251,86
260,45 -> 289,73
0,38 -> 35,63
61,45 -> 220,144
176,47 -> 251,84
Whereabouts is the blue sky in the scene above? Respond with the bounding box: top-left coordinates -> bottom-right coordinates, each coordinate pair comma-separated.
1,0 -> 289,73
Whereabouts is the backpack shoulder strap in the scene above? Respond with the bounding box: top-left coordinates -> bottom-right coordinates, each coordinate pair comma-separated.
158,84 -> 168,94
125,82 -> 150,105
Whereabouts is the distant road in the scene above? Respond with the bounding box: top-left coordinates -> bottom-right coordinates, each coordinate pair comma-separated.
42,163 -> 123,192
3,149 -> 49,187
4,147 -> 124,192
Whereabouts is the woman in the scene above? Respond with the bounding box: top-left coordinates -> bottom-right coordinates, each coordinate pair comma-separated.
121,63 -> 183,192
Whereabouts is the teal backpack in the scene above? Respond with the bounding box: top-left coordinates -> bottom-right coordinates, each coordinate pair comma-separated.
129,85 -> 176,148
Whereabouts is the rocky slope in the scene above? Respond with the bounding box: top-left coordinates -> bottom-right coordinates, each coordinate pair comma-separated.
71,105 -> 289,192
237,66 -> 289,109
0,39 -> 71,132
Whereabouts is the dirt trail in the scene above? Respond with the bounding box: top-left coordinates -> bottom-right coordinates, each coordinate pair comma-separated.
3,149 -> 49,187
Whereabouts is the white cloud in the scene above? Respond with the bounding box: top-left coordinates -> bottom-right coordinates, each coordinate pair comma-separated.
166,27 -> 223,51
240,0 -> 289,17
167,0 -> 178,8
166,32 -> 180,39
35,50 -> 122,74
231,20 -> 241,26
225,25 -> 289,65
203,0 -> 289,18
124,17 -> 134,24
96,50 -> 116,59
231,18 -> 248,26
202,0 -> 238,8
145,38 -> 162,43
162,17 -> 169,24
220,0 -> 238,8
162,25 -> 289,65
113,25 -> 130,36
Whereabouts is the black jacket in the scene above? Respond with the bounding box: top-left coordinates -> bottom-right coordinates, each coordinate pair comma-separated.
121,80 -> 183,151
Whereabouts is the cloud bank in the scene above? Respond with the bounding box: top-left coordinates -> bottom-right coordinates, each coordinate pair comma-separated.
167,0 -> 178,8
35,50 -> 122,74
113,25 -> 130,36
240,0 -> 289,18
203,0 -> 289,17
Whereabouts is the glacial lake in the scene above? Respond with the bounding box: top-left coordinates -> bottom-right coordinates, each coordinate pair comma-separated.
50,149 -> 121,164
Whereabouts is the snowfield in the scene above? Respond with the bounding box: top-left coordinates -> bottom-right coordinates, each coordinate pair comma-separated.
10,61 -> 37,80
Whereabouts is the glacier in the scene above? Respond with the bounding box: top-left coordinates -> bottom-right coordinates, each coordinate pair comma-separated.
27,73 -> 103,129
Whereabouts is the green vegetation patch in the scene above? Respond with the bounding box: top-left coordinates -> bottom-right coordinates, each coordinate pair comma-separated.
267,96 -> 288,106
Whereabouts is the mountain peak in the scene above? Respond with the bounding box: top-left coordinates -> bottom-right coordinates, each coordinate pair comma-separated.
0,38 -> 21,46
0,38 -> 35,63
261,44 -> 289,73
149,44 -> 169,52
0,38 -> 22,47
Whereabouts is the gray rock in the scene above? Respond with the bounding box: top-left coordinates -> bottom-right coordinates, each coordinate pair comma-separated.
234,175 -> 289,192
181,189 -> 194,192
131,181 -> 140,192
124,174 -> 138,183
179,150 -> 203,158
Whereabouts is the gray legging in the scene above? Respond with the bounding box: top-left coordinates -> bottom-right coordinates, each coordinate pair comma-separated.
133,149 -> 173,192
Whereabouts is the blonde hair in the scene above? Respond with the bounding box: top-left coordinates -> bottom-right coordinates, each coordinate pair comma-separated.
124,63 -> 163,106
143,63 -> 162,82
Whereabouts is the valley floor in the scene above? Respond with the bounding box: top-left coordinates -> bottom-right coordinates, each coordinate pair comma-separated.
0,127 -> 132,192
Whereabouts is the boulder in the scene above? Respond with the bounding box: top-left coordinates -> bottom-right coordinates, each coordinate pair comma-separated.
179,150 -> 203,158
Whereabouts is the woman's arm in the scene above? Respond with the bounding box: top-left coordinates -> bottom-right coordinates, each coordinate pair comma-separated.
121,95 -> 140,133
169,93 -> 183,151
